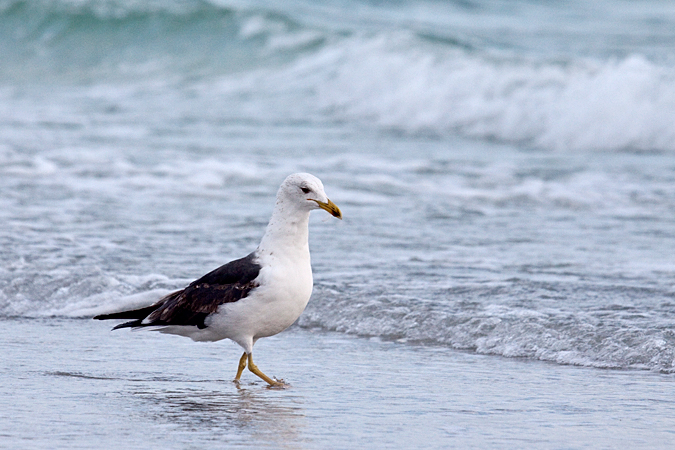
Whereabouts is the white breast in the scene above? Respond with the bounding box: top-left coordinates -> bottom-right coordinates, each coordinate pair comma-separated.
204,250 -> 313,349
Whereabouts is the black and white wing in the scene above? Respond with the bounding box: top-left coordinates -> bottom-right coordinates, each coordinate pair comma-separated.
94,253 -> 261,330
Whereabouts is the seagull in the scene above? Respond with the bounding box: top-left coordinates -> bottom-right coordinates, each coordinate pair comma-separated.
94,173 -> 342,387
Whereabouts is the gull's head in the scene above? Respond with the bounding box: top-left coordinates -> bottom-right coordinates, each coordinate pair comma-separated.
278,173 -> 342,219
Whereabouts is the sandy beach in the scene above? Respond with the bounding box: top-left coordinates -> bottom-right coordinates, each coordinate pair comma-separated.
2,318 -> 673,449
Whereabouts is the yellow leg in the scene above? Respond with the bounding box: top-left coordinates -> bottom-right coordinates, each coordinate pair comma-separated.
248,353 -> 283,387
234,352 -> 248,381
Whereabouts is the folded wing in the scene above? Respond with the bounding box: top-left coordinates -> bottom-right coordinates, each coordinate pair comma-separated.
94,253 -> 261,330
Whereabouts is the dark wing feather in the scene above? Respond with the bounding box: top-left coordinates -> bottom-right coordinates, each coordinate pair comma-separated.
94,252 -> 261,330
93,304 -> 161,321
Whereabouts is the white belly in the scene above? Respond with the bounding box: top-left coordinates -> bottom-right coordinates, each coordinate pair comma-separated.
200,257 -> 313,350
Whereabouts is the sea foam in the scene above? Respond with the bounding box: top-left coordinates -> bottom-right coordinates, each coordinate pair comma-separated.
304,34 -> 675,152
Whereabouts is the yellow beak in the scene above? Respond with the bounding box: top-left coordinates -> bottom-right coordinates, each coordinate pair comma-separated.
313,198 -> 342,219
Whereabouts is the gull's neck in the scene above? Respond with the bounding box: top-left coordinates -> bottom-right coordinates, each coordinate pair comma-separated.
257,199 -> 311,260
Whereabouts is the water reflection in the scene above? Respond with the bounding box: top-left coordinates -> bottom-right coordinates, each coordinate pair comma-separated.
130,381 -> 306,448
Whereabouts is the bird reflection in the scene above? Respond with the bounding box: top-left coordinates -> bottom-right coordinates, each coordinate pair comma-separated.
130,382 -> 306,448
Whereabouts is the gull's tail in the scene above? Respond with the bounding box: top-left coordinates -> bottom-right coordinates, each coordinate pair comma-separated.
94,304 -> 161,330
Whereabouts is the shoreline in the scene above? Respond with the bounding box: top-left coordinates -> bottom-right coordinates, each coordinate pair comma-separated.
2,318 -> 674,449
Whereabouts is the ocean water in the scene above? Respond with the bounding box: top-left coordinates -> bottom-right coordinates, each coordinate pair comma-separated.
2,0 -> 675,446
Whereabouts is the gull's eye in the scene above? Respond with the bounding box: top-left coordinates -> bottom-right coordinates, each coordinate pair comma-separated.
300,187 -> 311,194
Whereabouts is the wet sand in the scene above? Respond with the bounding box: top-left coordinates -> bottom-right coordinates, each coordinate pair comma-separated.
2,318 -> 673,449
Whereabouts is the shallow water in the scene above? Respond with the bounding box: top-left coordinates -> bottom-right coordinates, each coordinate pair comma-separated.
3,319 -> 674,449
